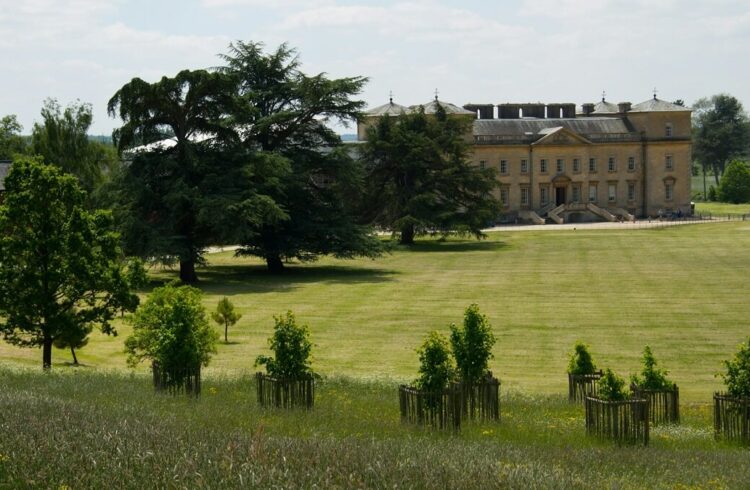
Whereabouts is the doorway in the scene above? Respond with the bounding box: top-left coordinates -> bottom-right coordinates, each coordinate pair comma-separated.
555,186 -> 566,206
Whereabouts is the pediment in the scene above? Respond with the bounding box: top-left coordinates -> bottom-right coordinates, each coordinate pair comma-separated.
532,127 -> 592,146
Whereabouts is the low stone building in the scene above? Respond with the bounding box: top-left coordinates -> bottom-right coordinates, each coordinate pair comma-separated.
358,95 -> 692,223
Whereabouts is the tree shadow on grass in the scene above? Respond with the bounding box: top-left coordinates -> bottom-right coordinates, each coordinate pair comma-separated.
149,264 -> 399,296
394,240 -> 508,253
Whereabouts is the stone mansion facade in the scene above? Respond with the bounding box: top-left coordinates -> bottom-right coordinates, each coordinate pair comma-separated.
357,96 -> 692,224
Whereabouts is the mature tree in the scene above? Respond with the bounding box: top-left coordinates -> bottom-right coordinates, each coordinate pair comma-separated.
0,157 -> 139,369
0,115 -> 28,160
107,69 -> 242,282
360,105 -> 500,244
693,94 -> 750,185
211,297 -> 242,343
31,99 -> 114,191
718,160 -> 750,203
219,41 -> 383,272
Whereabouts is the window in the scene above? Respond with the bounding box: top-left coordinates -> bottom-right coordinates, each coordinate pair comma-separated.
540,159 -> 548,173
665,123 -> 673,137
556,159 -> 564,173
665,155 -> 673,170
521,187 -> 529,206
540,186 -> 549,205
628,182 -> 635,201
665,182 -> 674,200
572,185 -> 580,203
628,157 -> 635,171
588,184 -> 597,202
479,160 -> 486,170
520,159 -> 528,173
589,158 -> 597,173
573,158 -> 580,173
499,159 -> 508,175
500,188 -> 509,207
608,157 -> 616,172
608,183 -> 616,202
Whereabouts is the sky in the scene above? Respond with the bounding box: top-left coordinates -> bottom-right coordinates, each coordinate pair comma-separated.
1,0 -> 749,135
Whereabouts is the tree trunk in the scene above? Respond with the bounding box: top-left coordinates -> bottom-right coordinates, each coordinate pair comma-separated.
42,337 -> 52,370
179,259 -> 198,283
266,254 -> 284,273
400,223 -> 415,245
70,347 -> 78,365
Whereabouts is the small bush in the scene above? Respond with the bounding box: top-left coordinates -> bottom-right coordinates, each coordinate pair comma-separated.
597,368 -> 628,401
718,160 -> 750,204
450,304 -> 495,385
415,331 -> 455,392
721,337 -> 750,398
567,342 -> 597,375
255,311 -> 314,379
631,346 -> 674,390
708,185 -> 718,202
124,282 -> 218,372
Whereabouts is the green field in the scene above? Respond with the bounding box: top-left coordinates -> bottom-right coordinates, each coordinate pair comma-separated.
1,368 -> 748,489
694,201 -> 750,215
2,221 -> 749,402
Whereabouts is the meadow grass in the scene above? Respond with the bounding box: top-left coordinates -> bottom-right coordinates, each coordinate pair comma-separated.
0,367 -> 747,489
694,201 -> 750,215
2,222 -> 750,402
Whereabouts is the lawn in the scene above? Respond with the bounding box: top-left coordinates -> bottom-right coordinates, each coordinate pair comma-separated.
1,367 -> 748,489
2,222 -> 750,402
694,201 -> 750,215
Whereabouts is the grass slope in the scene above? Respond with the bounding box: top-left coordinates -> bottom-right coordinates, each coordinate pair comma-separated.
1,368 -> 747,489
2,222 -> 750,401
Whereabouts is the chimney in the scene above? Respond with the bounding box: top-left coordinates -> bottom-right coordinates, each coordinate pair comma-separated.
463,104 -> 494,120
498,104 -> 520,119
618,102 -> 632,113
561,103 -> 576,118
582,103 -> 595,116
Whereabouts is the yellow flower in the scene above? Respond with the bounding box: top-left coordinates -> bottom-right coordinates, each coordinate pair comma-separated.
208,387 -> 218,395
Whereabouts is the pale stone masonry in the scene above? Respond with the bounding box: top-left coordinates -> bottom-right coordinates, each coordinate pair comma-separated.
358,95 -> 692,223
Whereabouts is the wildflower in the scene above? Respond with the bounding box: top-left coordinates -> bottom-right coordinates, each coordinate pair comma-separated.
209,387 -> 218,395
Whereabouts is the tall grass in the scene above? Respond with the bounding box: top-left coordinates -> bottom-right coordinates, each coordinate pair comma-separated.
0,367 -> 747,489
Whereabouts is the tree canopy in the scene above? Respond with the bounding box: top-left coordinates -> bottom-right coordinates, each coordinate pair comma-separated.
718,160 -> 750,203
0,115 -> 28,160
360,105 -> 500,244
0,157 -> 139,369
450,304 -> 495,385
692,94 -> 750,185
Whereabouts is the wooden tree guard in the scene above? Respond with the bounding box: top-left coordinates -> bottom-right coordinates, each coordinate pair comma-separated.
631,385 -> 680,425
714,393 -> 750,444
585,396 -> 650,446
399,384 -> 462,430
568,370 -> 603,402
152,362 -> 201,396
256,372 -> 315,409
460,373 -> 501,421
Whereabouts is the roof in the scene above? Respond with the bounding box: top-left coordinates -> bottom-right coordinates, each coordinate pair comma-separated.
592,100 -> 619,114
0,161 -> 11,191
473,117 -> 632,137
411,99 -> 475,115
630,97 -> 691,113
365,100 -> 412,116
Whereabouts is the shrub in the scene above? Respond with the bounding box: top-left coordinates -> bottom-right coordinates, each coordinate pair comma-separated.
721,337 -> 750,398
211,297 -> 242,343
597,368 -> 628,401
630,346 -> 674,390
124,283 -> 218,372
708,184 -> 718,202
450,304 -> 495,385
255,311 -> 314,379
568,342 -> 597,375
415,331 -> 456,392
718,160 -> 750,203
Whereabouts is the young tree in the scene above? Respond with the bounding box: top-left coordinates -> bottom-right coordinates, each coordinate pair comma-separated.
0,115 -> 28,160
568,342 -> 597,375
255,311 -> 315,379
31,99 -> 110,192
718,160 -> 750,203
0,157 -> 139,369
721,337 -> 750,399
124,283 -> 218,375
693,94 -> 750,185
211,297 -> 242,343
415,331 -> 456,392
53,324 -> 91,366
219,41 -> 383,272
361,105 -> 500,244
597,368 -> 628,401
108,69 -> 243,282
449,304 -> 496,385
630,346 -> 674,390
